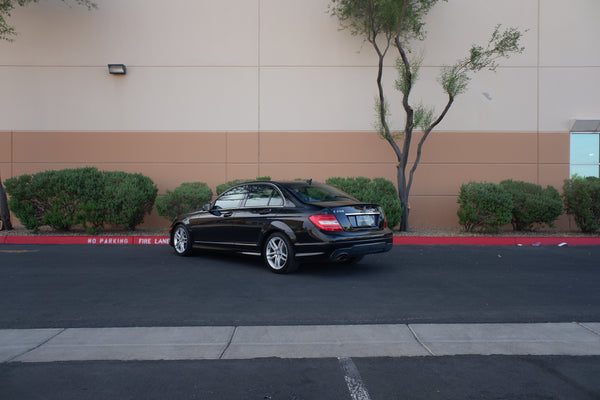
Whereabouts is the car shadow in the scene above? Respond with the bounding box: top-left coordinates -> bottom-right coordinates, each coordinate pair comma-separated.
297,259 -> 386,277
186,250 -> 266,270
180,249 -> 385,277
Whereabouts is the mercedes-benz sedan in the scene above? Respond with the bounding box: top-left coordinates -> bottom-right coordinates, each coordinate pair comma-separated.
169,180 -> 393,273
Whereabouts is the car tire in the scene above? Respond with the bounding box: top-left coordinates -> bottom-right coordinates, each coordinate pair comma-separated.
172,224 -> 193,256
263,232 -> 298,274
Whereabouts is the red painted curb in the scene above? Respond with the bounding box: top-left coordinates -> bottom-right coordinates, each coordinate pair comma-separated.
1,235 -> 600,246
393,236 -> 600,246
0,236 -> 170,245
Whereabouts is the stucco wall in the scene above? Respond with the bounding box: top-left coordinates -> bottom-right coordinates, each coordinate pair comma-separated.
1,0 -> 598,229
2,0 -> 598,132
0,130 -> 570,228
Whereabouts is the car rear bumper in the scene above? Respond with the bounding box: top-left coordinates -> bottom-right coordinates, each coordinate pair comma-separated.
295,234 -> 393,261
328,240 -> 393,261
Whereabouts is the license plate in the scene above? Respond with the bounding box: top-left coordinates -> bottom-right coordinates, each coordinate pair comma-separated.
356,214 -> 375,227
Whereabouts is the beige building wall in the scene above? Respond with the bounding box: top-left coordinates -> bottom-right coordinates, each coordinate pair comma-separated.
1,0 -> 598,229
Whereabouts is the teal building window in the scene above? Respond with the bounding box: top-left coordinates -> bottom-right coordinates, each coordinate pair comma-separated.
570,120 -> 600,178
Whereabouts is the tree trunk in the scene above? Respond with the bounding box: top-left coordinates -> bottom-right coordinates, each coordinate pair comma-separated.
0,175 -> 13,231
397,163 -> 410,232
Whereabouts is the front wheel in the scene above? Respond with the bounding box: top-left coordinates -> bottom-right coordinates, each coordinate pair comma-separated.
263,232 -> 298,274
172,224 -> 193,256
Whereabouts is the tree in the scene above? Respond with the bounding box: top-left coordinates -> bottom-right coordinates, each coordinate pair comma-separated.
0,0 -> 97,230
330,0 -> 525,231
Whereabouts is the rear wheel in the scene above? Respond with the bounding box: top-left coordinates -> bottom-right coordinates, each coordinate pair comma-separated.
263,232 -> 298,274
172,224 -> 193,256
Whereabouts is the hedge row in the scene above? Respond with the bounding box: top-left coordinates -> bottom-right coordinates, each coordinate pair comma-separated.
457,180 -> 564,233
13,169 -> 596,234
457,178 -> 600,233
4,167 -> 157,233
162,176 -> 600,233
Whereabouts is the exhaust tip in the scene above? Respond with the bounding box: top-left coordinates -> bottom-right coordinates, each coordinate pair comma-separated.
335,252 -> 350,262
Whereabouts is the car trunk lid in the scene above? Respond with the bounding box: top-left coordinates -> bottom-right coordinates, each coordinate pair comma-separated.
315,203 -> 385,231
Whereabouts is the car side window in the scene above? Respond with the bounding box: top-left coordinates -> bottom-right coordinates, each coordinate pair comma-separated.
214,186 -> 247,209
244,184 -> 284,208
245,185 -> 271,207
269,189 -> 283,206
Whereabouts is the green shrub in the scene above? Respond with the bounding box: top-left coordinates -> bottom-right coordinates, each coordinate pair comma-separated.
4,167 -> 157,233
562,176 -> 600,233
499,179 -> 563,231
156,182 -> 213,220
101,171 -> 158,230
326,176 -> 402,229
216,176 -> 271,195
457,182 -> 512,233
4,167 -> 104,233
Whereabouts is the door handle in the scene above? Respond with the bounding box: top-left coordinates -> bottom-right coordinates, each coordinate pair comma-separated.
259,209 -> 272,215
222,211 -> 232,217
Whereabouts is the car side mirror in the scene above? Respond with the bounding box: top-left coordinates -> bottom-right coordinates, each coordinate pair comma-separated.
203,203 -> 212,212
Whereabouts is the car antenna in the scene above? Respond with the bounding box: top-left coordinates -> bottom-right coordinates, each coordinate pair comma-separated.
306,179 -> 312,185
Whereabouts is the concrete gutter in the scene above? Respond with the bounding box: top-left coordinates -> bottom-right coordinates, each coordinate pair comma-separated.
2,323 -> 600,363
1,235 -> 600,246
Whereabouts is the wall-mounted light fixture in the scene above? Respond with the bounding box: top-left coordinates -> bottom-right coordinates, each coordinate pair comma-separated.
108,64 -> 127,75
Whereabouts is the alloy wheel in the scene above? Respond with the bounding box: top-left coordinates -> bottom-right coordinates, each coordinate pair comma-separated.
266,236 -> 288,270
173,225 -> 190,255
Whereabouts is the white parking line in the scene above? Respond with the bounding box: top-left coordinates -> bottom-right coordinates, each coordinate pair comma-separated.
338,357 -> 371,400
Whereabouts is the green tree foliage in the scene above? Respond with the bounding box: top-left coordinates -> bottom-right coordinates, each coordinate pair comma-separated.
156,182 -> 213,221
330,0 -> 525,231
562,176 -> 600,233
326,176 -> 403,228
1,0 -> 96,41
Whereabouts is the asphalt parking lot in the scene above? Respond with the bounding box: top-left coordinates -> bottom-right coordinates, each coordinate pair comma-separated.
2,356 -> 599,400
1,245 -> 599,328
1,244 -> 599,399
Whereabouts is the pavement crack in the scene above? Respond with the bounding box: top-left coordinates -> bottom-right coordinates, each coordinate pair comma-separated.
219,326 -> 237,359
576,322 -> 600,336
5,328 -> 66,363
407,325 -> 436,356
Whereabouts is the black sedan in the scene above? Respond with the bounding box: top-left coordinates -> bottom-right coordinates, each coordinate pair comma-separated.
169,180 -> 393,273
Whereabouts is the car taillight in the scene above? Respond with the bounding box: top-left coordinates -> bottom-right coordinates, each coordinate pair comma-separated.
379,206 -> 387,228
309,214 -> 343,231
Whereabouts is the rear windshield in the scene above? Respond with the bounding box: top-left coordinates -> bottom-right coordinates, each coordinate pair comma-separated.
283,182 -> 356,203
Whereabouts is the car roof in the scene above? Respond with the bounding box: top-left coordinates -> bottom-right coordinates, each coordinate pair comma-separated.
236,180 -> 322,187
